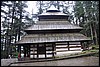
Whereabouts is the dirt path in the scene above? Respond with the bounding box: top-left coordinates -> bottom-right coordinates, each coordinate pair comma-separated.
10,56 -> 99,66
1,58 -> 18,66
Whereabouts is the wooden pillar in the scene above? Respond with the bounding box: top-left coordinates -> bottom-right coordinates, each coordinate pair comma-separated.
68,42 -> 70,51
19,45 -> 21,57
27,45 -> 30,57
18,45 -> 21,61
23,45 -> 25,57
33,45 -> 35,59
18,45 -> 21,57
52,43 -> 55,58
54,43 -> 56,55
45,44 -> 46,58
37,44 -> 39,59
26,45 -> 28,57
17,45 -> 20,52
18,45 -> 21,54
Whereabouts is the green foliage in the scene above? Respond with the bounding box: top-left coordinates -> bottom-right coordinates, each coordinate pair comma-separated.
1,1 -> 99,59
1,50 -> 8,59
12,51 -> 19,58
74,1 -> 99,45
1,1 -> 35,58
91,45 -> 99,50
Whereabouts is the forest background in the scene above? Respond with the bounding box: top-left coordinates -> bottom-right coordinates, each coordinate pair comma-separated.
1,1 -> 99,58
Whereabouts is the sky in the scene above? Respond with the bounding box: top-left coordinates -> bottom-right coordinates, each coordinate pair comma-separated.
1,1 -> 75,30
1,1 -> 37,30
25,1 -> 74,14
24,1 -> 75,24
25,1 -> 38,14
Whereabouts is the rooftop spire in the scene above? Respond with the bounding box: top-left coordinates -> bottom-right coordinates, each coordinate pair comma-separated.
47,5 -> 60,12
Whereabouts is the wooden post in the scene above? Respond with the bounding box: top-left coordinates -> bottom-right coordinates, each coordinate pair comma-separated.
28,45 -> 30,57
23,45 -> 25,57
54,43 -> 56,54
37,44 -> 39,59
52,43 -> 55,58
18,45 -> 21,55
19,45 -> 21,55
45,44 -> 46,58
31,44 -> 34,58
68,42 -> 70,50
26,45 -> 28,57
18,45 -> 21,61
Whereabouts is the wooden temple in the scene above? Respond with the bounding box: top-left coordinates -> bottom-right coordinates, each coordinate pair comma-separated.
16,5 -> 91,60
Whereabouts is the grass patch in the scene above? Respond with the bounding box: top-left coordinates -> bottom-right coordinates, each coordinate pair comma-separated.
81,44 -> 99,56
90,45 -> 99,50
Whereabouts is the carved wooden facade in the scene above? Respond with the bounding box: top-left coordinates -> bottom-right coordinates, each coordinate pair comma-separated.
16,6 -> 91,60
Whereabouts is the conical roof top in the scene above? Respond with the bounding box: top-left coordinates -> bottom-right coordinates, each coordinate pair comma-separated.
47,5 -> 60,12
39,5 -> 67,16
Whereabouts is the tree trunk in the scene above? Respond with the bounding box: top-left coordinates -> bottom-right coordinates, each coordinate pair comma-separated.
90,23 -> 93,39
14,32 -> 17,52
18,26 -> 21,41
94,12 -> 99,45
93,22 -> 98,45
18,2 -> 22,41
17,1 -> 22,52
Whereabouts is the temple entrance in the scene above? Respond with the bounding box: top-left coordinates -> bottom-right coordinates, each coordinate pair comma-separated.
37,44 -> 46,58
29,44 -> 55,59
38,44 -> 46,54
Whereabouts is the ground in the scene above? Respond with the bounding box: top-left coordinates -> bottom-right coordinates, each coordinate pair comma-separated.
1,56 -> 99,66
1,45 -> 99,66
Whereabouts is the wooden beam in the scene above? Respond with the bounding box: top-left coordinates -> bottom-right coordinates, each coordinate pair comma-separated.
30,53 -> 37,55
56,49 -> 81,52
69,46 -> 81,48
46,49 -> 52,51
56,46 -> 81,49
46,53 -> 54,55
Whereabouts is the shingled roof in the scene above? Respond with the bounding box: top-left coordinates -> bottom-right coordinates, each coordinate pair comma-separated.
16,5 -> 91,45
25,21 -> 83,31
16,33 -> 91,44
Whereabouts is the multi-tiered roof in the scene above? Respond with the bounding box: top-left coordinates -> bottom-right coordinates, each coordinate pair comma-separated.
16,5 -> 91,44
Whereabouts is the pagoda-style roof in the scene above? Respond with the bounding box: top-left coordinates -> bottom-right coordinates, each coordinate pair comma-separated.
16,5 -> 91,45
16,33 -> 91,44
25,21 -> 82,31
